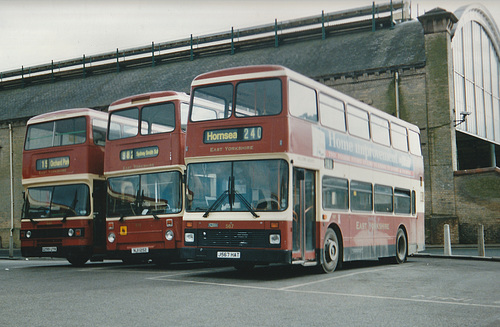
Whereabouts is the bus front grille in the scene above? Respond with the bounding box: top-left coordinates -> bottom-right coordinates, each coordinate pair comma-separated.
197,229 -> 268,248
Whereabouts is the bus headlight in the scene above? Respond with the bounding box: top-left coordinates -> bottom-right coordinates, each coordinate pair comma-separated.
165,230 -> 174,241
269,234 -> 280,245
68,229 -> 74,237
26,231 -> 32,239
185,232 -> 195,243
108,232 -> 116,243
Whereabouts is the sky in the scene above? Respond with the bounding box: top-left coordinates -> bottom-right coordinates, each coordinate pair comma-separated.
1,0 -> 500,73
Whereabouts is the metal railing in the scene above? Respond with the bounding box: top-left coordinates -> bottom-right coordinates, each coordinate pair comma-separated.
0,1 -> 406,89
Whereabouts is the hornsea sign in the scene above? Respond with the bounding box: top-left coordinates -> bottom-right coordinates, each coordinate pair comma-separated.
204,126 -> 262,144
312,126 -> 415,176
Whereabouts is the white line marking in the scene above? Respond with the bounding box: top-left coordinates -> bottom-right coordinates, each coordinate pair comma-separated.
279,265 -> 399,290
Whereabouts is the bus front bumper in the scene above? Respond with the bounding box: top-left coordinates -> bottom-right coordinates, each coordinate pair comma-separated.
180,247 -> 291,264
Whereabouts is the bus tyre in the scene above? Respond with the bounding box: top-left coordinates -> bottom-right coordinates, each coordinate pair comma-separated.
67,256 -> 89,267
320,228 -> 340,273
395,228 -> 407,264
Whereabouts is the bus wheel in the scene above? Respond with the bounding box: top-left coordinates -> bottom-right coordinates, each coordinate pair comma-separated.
395,228 -> 407,264
67,256 -> 89,267
320,228 -> 340,273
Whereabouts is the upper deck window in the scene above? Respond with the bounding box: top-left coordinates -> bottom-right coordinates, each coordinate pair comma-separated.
347,106 -> 370,140
391,123 -> 409,152
191,79 -> 282,122
180,103 -> 189,131
371,115 -> 390,146
320,94 -> 346,132
92,119 -> 107,146
141,102 -> 176,135
108,108 -> 139,140
191,84 -> 233,122
235,79 -> 282,117
408,130 -> 422,156
25,117 -> 87,150
289,80 -> 318,122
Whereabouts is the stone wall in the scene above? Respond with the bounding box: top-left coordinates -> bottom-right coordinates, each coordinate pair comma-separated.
0,121 -> 26,248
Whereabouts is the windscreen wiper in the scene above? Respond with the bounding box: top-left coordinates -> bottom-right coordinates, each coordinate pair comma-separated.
233,191 -> 259,218
203,190 -> 229,218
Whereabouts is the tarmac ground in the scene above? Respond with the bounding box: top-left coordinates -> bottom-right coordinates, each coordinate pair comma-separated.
1,245 -> 499,261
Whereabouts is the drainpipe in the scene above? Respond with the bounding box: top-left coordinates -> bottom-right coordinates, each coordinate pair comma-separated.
491,144 -> 497,167
395,71 -> 400,118
9,124 -> 14,258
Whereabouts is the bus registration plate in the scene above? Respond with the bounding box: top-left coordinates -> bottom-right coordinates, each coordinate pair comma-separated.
42,246 -> 57,253
217,251 -> 240,259
131,247 -> 149,254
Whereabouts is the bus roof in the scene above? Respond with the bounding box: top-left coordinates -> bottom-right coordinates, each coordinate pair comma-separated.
191,65 -> 291,86
108,91 -> 189,112
27,108 -> 108,125
191,65 -> 420,133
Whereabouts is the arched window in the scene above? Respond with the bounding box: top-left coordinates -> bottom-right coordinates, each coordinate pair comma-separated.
452,5 -> 500,143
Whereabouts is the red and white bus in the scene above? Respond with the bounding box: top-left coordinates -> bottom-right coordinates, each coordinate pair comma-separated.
20,108 -> 108,266
182,65 -> 424,272
105,91 -> 189,264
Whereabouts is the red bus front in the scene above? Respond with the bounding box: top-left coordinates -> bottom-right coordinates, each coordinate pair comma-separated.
20,108 -> 108,266
104,91 -> 189,264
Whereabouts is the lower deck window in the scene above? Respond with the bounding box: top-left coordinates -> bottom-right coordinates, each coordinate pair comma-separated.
23,184 -> 90,219
186,159 -> 288,213
322,176 -> 348,210
394,188 -> 411,214
107,171 -> 182,217
350,181 -> 372,211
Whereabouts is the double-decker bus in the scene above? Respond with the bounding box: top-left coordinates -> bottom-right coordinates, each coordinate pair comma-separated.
182,65 -> 424,273
20,108 -> 108,266
105,91 -> 189,264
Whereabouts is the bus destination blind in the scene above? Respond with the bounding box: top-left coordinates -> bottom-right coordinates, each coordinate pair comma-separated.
204,126 -> 262,144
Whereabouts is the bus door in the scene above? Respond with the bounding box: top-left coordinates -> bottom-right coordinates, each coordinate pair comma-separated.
292,168 -> 316,262
92,180 -> 107,251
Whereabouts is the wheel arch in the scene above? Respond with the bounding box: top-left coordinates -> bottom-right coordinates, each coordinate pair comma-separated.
397,223 -> 408,242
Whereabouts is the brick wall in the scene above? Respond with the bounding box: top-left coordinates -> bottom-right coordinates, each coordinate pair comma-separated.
454,169 -> 500,243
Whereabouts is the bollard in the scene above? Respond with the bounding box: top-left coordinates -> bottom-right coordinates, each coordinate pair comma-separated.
444,224 -> 452,256
478,224 -> 485,257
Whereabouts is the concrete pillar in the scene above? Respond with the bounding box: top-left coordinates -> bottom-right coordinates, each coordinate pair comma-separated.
478,224 -> 485,257
444,224 -> 452,256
